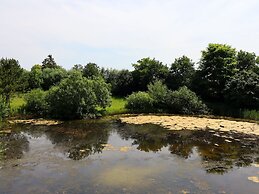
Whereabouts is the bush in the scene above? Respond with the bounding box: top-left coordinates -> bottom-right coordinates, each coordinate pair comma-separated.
47,72 -> 111,119
0,98 -> 8,119
24,89 -> 47,116
166,86 -> 208,114
125,92 -> 153,112
147,80 -> 168,110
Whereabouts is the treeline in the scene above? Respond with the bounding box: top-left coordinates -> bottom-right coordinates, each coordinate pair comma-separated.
0,43 -> 259,119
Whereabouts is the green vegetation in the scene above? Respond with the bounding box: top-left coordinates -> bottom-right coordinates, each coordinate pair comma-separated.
0,98 -> 8,120
126,81 -> 208,114
0,58 -> 23,107
243,110 -> 259,121
126,92 -> 154,113
0,43 -> 259,120
105,98 -> 127,115
24,89 -> 47,116
24,72 -> 111,120
10,94 -> 26,115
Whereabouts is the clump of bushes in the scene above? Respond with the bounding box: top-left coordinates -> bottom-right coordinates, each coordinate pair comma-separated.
166,86 -> 208,114
125,92 -> 153,113
126,81 -> 208,115
24,89 -> 48,116
24,72 -> 111,120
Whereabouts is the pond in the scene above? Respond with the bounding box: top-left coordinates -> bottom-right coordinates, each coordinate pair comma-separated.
0,119 -> 259,193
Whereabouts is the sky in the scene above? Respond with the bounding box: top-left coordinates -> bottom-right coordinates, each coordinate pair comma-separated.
0,0 -> 259,70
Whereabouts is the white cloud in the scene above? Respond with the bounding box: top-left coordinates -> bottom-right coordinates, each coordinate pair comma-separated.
0,0 -> 258,69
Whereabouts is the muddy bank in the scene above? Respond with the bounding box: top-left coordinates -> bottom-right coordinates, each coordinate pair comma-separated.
120,115 -> 259,136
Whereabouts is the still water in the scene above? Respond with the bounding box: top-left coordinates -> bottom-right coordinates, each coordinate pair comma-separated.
0,119 -> 258,193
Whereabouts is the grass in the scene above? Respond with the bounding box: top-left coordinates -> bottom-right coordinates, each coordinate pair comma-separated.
106,97 -> 127,115
10,94 -> 26,115
9,94 -> 128,116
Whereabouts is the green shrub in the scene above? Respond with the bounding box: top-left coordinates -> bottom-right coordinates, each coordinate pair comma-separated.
125,92 -> 154,112
147,80 -> 168,110
47,72 -> 111,119
166,86 -> 208,114
0,98 -> 8,119
24,89 -> 47,116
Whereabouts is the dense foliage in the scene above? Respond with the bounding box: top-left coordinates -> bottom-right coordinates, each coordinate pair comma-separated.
0,58 -> 23,107
193,44 -> 237,100
102,69 -> 133,96
24,89 -> 47,116
132,58 -> 169,91
1,43 -> 259,120
166,56 -> 195,90
125,92 -> 153,112
126,81 -> 208,114
166,86 -> 208,114
224,70 -> 259,109
47,72 -> 111,119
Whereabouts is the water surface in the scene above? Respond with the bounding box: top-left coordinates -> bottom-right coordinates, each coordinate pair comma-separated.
0,119 -> 258,193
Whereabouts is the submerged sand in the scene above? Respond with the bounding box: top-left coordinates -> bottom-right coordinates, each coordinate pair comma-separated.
120,115 -> 259,136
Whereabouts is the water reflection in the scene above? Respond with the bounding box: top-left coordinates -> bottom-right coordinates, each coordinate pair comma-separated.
0,132 -> 29,160
1,120 -> 259,175
118,123 -> 259,174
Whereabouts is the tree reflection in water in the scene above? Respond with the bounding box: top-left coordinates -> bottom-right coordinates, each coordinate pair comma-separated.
4,120 -> 259,174
0,132 -> 29,160
118,123 -> 259,174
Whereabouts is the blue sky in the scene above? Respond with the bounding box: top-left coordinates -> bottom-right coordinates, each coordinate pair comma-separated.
0,0 -> 258,70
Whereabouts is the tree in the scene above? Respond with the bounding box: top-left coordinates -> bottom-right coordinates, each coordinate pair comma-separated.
0,58 -> 23,107
72,64 -> 84,72
167,55 -> 195,90
194,44 -> 237,100
102,69 -> 133,96
28,64 -> 43,89
236,50 -> 256,71
224,70 -> 259,109
42,55 -> 58,69
82,63 -> 101,79
47,71 -> 111,119
132,58 -> 169,91
41,67 -> 68,90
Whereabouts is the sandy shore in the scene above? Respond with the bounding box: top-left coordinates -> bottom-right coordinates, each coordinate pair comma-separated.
120,115 -> 259,136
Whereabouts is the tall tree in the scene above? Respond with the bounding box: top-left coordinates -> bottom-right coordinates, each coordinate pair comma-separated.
224,70 -> 259,109
236,50 -> 256,71
132,58 -> 169,91
167,55 -> 195,90
82,63 -> 101,79
194,44 -> 237,100
42,55 -> 58,69
29,64 -> 43,89
0,58 -> 23,106
103,69 -> 133,96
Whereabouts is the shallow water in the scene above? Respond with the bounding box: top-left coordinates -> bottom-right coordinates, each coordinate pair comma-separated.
0,119 -> 259,193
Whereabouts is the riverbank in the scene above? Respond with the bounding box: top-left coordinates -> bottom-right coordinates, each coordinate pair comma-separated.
120,115 -> 259,136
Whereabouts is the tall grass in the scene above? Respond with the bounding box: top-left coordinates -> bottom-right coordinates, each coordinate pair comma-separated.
105,97 -> 127,115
